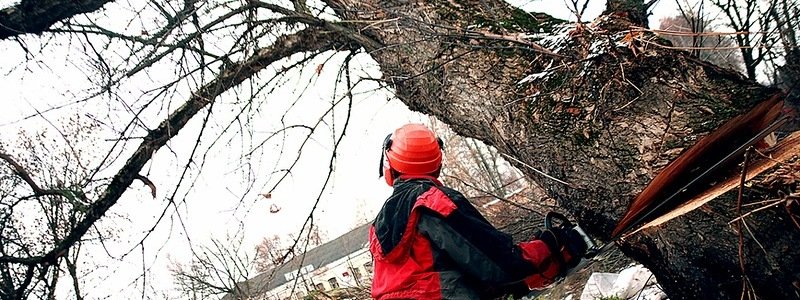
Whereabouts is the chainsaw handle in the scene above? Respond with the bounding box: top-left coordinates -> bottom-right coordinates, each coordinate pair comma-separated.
544,211 -> 599,258
544,211 -> 574,229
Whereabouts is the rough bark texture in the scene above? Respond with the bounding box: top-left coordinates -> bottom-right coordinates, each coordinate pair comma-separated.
0,0 -> 115,39
330,0 -> 800,299
605,0 -> 650,27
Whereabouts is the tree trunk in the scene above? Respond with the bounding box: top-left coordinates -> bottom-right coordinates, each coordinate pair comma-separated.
331,0 -> 800,299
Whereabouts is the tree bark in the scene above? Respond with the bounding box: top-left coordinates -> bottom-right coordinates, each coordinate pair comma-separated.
329,0 -> 800,299
0,0 -> 116,39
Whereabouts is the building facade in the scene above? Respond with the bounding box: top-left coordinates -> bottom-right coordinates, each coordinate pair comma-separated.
226,224 -> 372,300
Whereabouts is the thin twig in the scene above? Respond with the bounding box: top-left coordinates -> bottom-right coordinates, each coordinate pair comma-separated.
499,153 -> 573,187
734,148 -> 752,299
728,198 -> 784,223
638,38 -> 793,50
441,175 -> 539,212
630,26 -> 769,36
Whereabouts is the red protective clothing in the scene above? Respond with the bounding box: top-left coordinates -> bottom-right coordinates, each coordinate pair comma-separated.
369,176 -> 561,299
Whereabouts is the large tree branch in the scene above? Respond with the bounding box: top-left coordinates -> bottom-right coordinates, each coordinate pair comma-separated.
0,152 -> 82,200
0,0 -> 114,40
0,27 -> 357,267
0,153 -> 45,194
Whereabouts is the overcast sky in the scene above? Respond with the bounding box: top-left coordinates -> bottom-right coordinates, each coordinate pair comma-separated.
0,0 -> 683,298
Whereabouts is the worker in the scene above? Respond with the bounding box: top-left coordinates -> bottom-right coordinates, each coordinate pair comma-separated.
369,123 -> 588,299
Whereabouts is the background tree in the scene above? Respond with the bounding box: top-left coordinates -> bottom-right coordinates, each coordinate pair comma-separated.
253,235 -> 286,274
170,235 -> 256,299
170,222 -> 326,298
435,119 -> 527,199
0,1 -> 799,300
432,119 -> 554,228
708,0 -> 772,80
0,115 -> 110,299
658,1 -> 743,72
254,225 -> 325,273
767,0 -> 799,98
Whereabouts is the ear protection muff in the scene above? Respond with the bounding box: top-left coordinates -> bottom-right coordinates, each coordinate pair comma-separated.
378,134 -> 394,185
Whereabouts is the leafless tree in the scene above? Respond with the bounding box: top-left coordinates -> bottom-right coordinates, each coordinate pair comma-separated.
656,1 -> 743,72
254,225 -> 325,274
436,120 -> 526,199
0,115 -> 110,299
1,1 -> 799,300
170,235 -> 256,299
253,235 -> 286,274
767,0 -> 800,98
432,119 -> 553,228
708,0 -> 773,80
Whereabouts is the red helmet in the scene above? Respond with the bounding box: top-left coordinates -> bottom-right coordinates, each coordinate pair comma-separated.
379,123 -> 443,186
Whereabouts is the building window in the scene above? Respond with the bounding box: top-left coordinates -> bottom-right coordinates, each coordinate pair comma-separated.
295,291 -> 305,299
328,277 -> 339,289
315,283 -> 324,291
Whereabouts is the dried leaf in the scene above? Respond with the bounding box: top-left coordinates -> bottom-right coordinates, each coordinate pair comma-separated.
269,204 -> 281,213
135,174 -> 156,199
566,107 -> 581,116
622,32 -> 635,44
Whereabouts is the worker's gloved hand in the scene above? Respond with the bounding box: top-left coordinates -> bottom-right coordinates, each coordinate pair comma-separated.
537,227 -> 588,269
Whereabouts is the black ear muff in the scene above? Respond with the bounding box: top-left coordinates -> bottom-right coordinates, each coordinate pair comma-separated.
383,134 -> 394,150
437,137 -> 444,150
378,134 -> 393,177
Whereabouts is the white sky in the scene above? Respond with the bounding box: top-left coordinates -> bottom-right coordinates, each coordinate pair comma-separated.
0,0 -> 684,298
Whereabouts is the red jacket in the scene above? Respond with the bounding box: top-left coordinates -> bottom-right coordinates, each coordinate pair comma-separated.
369,177 -> 561,299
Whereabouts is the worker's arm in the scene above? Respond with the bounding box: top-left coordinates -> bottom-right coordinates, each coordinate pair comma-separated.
417,211 -> 560,288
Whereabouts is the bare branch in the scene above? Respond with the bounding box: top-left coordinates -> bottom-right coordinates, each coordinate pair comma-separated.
0,153 -> 44,195
0,27 -> 354,269
13,265 -> 35,299
0,152 -> 82,201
